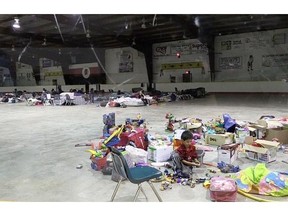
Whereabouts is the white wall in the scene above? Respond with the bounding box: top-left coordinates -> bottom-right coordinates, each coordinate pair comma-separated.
40,66 -> 65,86
0,85 -> 86,93
105,47 -> 149,84
100,83 -> 147,92
0,67 -> 13,86
215,28 -> 288,81
15,63 -> 36,86
2,81 -> 288,93
155,81 -> 288,93
152,39 -> 211,83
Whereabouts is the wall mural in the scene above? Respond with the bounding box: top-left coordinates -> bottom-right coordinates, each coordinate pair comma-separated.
153,41 -> 208,57
161,62 -> 203,70
262,54 -> 288,67
219,56 -> 242,70
119,51 -> 133,72
215,28 -> 288,81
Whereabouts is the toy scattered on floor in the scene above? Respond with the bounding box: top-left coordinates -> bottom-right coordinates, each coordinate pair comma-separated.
76,164 -> 83,169
75,143 -> 92,147
165,113 -> 178,131
86,149 -> 104,158
103,113 -> 116,137
160,181 -> 172,191
179,178 -> 196,188
208,168 -> 217,173
217,161 -> 240,173
125,113 -> 145,128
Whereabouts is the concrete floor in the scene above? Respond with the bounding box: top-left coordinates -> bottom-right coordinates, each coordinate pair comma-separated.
1,93 -> 288,203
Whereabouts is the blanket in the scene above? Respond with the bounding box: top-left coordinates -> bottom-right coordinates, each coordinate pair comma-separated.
235,163 -> 288,196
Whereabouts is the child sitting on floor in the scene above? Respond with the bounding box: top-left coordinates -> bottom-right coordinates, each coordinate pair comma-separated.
171,130 -> 200,174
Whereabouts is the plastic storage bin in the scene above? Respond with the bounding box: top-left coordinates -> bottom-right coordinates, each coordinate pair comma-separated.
209,176 -> 237,202
90,156 -> 107,171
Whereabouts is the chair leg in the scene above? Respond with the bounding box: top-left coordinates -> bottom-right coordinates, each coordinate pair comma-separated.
133,184 -> 142,202
147,181 -> 163,202
110,179 -> 122,202
140,186 -> 148,201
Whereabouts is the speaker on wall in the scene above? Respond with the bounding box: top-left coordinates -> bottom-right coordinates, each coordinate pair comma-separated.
182,71 -> 192,82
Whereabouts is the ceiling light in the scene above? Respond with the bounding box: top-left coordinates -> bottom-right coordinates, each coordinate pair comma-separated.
86,30 -> 91,38
152,14 -> 157,27
12,18 -> 20,29
141,23 -> 146,29
42,38 -> 47,46
125,22 -> 129,30
194,16 -> 200,27
183,31 -> 187,39
141,18 -> 146,29
132,38 -> 136,46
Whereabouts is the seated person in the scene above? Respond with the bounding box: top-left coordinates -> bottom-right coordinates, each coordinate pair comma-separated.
171,130 -> 200,173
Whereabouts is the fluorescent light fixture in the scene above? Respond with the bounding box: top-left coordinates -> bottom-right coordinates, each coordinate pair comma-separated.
132,38 -> 136,46
42,38 -> 47,46
141,18 -> 146,29
194,16 -> 200,27
86,30 -> 91,38
13,18 -> 20,29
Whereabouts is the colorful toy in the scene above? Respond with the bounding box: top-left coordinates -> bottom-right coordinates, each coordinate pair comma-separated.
86,149 -> 104,158
103,113 -> 115,137
160,181 -> 172,191
103,124 -> 125,146
165,113 -> 176,131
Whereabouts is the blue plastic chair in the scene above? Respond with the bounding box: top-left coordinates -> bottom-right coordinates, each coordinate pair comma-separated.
110,147 -> 163,202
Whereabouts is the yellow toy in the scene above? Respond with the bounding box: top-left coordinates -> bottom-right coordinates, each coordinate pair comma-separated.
103,124 -> 125,145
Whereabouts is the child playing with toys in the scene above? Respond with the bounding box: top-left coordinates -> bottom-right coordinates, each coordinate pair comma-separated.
171,130 -> 200,174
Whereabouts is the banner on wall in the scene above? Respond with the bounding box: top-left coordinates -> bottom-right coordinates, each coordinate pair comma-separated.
44,71 -> 63,77
245,37 -> 270,49
42,59 -> 53,68
232,39 -> 243,50
221,41 -> 232,50
262,54 -> 288,67
153,46 -> 170,56
161,62 -> 203,70
219,56 -> 242,70
191,43 -> 208,53
17,71 -> 34,81
171,44 -> 191,55
119,51 -> 133,72
69,63 -> 100,77
272,33 -> 286,45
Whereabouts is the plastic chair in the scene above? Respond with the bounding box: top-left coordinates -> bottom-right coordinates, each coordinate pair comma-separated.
53,94 -> 61,106
64,94 -> 74,105
110,147 -> 163,202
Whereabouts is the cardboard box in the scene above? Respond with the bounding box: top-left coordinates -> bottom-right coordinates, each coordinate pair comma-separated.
186,122 -> 202,134
265,128 -> 288,144
147,145 -> 173,162
248,119 -> 267,139
217,143 -> 240,164
235,127 -> 250,144
205,132 -> 234,146
243,137 -> 280,163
